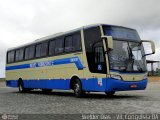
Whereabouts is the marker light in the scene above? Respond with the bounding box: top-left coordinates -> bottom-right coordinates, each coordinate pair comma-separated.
110,74 -> 122,80
143,75 -> 148,80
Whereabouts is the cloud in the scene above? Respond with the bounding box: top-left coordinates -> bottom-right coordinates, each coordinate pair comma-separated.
0,0 -> 160,77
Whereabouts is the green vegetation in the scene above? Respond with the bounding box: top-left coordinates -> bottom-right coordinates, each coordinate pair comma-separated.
148,69 -> 160,76
155,69 -> 160,76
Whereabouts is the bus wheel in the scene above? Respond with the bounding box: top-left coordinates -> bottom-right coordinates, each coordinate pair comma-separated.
41,89 -> 52,93
105,91 -> 115,96
73,79 -> 84,98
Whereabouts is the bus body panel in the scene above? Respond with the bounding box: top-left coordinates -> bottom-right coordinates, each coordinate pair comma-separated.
6,52 -> 85,90
5,24 -> 151,95
6,78 -> 147,92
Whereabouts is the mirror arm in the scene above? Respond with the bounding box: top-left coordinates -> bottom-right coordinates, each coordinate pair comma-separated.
142,53 -> 153,57
141,40 -> 155,56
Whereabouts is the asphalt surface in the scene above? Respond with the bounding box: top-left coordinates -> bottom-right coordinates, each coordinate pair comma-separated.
0,82 -> 160,115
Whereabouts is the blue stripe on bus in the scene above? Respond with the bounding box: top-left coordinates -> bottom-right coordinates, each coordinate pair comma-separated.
6,57 -> 85,70
6,78 -> 148,92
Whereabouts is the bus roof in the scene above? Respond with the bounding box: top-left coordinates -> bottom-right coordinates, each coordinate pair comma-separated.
7,23 -> 135,51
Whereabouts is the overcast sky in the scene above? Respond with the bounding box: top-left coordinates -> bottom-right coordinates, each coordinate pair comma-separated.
0,0 -> 160,78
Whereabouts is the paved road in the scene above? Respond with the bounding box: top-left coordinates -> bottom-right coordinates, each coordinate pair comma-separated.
0,82 -> 160,115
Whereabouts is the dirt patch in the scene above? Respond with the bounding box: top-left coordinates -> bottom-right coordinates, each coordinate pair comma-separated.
148,77 -> 160,82
0,82 -> 5,87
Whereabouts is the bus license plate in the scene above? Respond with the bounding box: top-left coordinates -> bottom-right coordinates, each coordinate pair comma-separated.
130,84 -> 137,88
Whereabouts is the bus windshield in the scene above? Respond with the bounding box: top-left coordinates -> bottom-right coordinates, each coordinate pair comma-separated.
103,26 -> 147,72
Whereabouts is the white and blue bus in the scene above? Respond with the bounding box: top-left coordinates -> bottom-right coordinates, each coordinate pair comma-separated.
6,24 -> 155,97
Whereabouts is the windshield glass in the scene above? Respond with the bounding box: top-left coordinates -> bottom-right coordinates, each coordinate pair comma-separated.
109,40 -> 147,72
103,25 -> 141,41
103,25 -> 147,72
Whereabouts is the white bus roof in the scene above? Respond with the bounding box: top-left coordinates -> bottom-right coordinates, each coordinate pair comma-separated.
7,23 -> 134,51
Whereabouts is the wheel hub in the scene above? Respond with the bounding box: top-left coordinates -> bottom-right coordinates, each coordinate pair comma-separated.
19,83 -> 23,91
75,83 -> 80,93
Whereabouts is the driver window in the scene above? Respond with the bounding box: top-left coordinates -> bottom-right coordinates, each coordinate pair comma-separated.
95,46 -> 105,63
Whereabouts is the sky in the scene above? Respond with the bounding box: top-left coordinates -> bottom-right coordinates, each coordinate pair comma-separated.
0,0 -> 160,78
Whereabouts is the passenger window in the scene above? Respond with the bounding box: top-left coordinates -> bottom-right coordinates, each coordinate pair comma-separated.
73,33 -> 82,51
7,51 -> 15,63
7,52 -> 11,63
7,52 -> 10,63
65,36 -> 73,53
64,32 -> 82,53
29,45 -> 35,59
25,47 -> 29,60
55,38 -> 64,54
41,42 -> 48,57
25,46 -> 35,60
19,48 -> 24,61
15,50 -> 20,61
49,40 -> 55,56
36,44 -> 41,58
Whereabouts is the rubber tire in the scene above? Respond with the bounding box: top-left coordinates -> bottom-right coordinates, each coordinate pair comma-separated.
18,80 -> 26,93
105,91 -> 115,96
41,89 -> 52,93
73,78 -> 84,98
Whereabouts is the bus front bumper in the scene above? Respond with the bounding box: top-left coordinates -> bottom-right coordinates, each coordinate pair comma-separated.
82,78 -> 148,92
105,78 -> 148,92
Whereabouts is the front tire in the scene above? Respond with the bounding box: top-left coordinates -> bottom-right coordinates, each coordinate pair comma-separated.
41,89 -> 52,93
105,91 -> 115,96
73,78 -> 84,98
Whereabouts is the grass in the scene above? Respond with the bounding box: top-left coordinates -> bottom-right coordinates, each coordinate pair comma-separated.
0,78 -> 5,82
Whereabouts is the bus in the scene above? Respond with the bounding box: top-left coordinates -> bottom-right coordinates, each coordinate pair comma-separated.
6,24 -> 155,97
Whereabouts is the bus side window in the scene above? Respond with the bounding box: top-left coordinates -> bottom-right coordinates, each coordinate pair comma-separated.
7,51 -> 15,63
73,33 -> 82,52
15,50 -> 20,61
25,45 -> 35,60
29,45 -> 35,59
25,47 -> 29,60
19,48 -> 24,61
36,44 -> 41,58
15,48 -> 24,62
65,36 -> 73,53
7,52 -> 11,63
41,42 -> 48,57
7,52 -> 10,63
49,40 -> 55,56
55,38 -> 64,55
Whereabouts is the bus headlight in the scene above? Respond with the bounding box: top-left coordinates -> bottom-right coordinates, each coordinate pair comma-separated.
143,75 -> 148,80
110,74 -> 122,80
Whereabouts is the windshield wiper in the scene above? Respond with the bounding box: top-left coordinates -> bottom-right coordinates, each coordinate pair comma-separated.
136,61 -> 145,72
127,44 -> 135,70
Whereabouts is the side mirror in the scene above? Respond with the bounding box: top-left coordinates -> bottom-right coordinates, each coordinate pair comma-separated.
141,40 -> 155,56
101,36 -> 113,50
